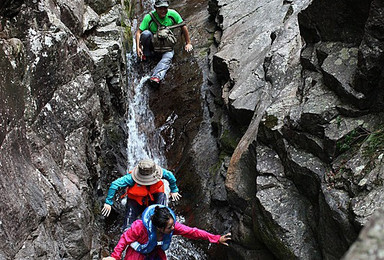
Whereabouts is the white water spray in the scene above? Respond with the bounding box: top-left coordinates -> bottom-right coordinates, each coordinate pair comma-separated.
125,52 -> 166,170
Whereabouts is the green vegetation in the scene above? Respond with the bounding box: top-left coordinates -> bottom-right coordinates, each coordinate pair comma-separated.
363,127 -> 384,159
336,115 -> 342,127
121,20 -> 133,51
331,126 -> 384,186
199,49 -> 208,58
208,129 -> 240,175
209,156 -> 224,175
335,126 -> 384,158
263,114 -> 278,129
198,34 -> 215,58
359,127 -> 384,186
123,0 -> 135,18
336,129 -> 362,153
220,129 -> 239,154
121,0 -> 135,51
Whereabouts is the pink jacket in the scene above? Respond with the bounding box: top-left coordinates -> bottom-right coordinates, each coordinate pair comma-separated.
110,219 -> 221,260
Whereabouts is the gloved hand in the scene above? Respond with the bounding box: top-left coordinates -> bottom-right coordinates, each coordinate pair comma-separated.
101,203 -> 112,217
170,192 -> 182,201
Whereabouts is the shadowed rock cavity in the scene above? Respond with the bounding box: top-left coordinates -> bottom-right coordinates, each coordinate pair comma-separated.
299,0 -> 384,111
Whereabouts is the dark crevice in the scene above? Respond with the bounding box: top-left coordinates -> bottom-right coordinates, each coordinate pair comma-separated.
298,0 -> 372,44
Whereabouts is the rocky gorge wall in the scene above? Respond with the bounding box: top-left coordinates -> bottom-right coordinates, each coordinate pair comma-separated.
192,0 -> 384,259
0,0 -> 128,259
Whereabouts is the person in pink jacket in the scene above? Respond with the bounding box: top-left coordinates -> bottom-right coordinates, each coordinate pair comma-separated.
102,204 -> 231,260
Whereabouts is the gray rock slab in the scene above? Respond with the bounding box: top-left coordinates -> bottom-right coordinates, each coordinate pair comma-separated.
255,175 -> 321,259
319,42 -> 365,106
342,208 -> 384,260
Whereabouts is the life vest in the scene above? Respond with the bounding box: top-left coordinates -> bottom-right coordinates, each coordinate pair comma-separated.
122,174 -> 165,205
130,204 -> 176,254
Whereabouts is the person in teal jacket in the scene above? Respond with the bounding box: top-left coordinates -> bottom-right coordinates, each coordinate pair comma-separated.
101,159 -> 181,230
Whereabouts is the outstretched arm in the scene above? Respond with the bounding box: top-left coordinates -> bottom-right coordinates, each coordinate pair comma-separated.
181,25 -> 193,52
102,174 -> 134,217
174,222 -> 231,245
162,169 -> 179,192
170,192 -> 182,201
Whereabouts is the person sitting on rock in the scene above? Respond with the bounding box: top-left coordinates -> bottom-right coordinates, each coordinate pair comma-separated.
101,159 -> 182,230
135,0 -> 193,87
102,204 -> 231,260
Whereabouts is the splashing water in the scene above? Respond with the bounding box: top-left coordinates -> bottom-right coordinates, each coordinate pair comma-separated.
167,216 -> 208,260
125,52 -> 166,170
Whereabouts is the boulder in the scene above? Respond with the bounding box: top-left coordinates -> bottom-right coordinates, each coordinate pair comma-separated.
342,208 -> 384,260
255,175 -> 321,259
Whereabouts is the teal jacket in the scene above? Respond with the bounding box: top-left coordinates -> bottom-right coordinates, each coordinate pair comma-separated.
105,168 -> 179,205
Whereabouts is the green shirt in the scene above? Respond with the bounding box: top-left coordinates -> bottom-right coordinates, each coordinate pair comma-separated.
139,9 -> 183,33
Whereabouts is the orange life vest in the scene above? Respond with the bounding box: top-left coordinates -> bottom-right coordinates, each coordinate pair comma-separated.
122,180 -> 165,206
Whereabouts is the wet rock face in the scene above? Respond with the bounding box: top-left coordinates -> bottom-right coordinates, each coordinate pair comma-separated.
0,37 -> 25,146
0,0 -> 127,259
149,55 -> 203,170
342,208 -> 384,259
204,0 -> 384,259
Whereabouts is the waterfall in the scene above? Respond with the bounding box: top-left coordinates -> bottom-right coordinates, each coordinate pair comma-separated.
123,14 -> 208,260
124,56 -> 208,260
125,52 -> 166,170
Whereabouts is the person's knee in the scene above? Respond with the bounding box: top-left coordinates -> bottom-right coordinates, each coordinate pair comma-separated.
159,52 -> 174,66
163,51 -> 174,59
140,30 -> 153,42
141,30 -> 152,36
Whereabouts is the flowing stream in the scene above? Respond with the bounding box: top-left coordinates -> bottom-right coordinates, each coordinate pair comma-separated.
123,4 -> 208,259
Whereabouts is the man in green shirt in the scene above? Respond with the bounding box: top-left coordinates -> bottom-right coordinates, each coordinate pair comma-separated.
135,0 -> 193,87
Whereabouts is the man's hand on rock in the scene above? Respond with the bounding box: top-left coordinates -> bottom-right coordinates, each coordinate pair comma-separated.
185,43 -> 193,52
137,47 -> 144,60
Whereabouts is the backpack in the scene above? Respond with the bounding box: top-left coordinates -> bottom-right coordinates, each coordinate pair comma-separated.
149,12 -> 185,52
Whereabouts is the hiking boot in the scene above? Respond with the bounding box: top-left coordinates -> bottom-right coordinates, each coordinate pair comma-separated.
148,77 -> 160,88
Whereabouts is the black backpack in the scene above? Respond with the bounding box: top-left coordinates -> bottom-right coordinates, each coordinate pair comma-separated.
149,12 -> 185,52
